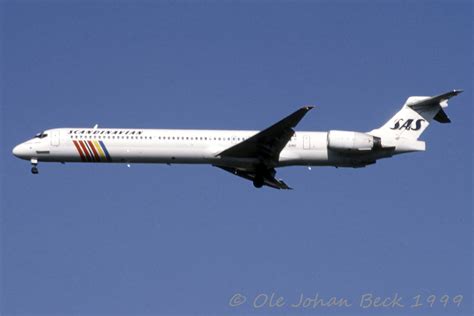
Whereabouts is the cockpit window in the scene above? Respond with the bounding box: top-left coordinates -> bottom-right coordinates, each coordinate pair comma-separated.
35,132 -> 48,139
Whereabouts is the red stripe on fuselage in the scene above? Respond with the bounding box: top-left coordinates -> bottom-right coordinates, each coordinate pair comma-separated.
72,140 -> 86,162
78,141 -> 92,161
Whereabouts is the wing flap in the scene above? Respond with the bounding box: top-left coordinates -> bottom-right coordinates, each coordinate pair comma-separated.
216,166 -> 292,190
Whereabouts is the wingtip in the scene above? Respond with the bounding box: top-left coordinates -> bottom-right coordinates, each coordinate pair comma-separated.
302,105 -> 315,111
453,89 -> 463,95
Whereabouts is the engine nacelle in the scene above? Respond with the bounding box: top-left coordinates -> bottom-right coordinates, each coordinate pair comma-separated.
327,130 -> 380,152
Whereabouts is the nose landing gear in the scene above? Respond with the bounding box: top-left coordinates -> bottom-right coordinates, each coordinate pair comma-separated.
30,158 -> 39,174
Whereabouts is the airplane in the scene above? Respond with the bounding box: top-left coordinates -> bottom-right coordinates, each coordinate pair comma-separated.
12,90 -> 462,189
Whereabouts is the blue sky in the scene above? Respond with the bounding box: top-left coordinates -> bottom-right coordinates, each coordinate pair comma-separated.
1,1 -> 472,315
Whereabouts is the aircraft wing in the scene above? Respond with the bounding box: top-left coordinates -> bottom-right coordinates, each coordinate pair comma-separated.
217,106 -> 314,164
215,106 -> 314,189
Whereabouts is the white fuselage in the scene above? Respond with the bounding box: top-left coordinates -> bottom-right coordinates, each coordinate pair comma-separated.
11,91 -> 460,188
12,128 -> 394,170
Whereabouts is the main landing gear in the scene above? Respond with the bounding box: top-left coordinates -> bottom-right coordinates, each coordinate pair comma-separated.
30,158 -> 39,174
253,174 -> 264,188
252,165 -> 277,188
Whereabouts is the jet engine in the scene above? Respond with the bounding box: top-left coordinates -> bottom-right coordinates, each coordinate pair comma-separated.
327,130 -> 381,152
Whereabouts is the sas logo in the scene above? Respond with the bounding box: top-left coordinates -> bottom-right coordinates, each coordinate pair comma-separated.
390,119 -> 425,131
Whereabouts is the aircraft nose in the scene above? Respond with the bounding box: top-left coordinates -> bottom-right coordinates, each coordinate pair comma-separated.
12,143 -> 29,159
12,144 -> 22,157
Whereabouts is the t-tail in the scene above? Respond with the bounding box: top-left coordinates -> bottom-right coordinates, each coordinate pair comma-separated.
368,90 -> 463,153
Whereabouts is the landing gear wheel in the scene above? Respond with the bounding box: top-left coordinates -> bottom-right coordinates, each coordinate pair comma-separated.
253,175 -> 264,188
30,158 -> 39,174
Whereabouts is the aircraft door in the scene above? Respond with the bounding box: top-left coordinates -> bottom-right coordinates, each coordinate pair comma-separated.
303,135 -> 310,149
51,130 -> 60,146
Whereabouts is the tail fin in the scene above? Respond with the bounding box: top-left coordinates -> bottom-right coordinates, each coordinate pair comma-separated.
369,90 -> 463,142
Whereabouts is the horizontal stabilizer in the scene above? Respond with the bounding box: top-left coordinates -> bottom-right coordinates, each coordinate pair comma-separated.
407,89 -> 463,110
433,108 -> 451,123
